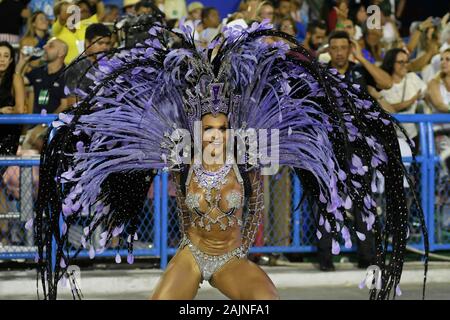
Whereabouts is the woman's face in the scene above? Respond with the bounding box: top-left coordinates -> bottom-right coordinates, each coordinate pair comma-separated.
201,113 -> 228,164
33,13 -> 49,32
365,28 -> 382,46
356,6 -> 367,24
337,2 -> 349,19
79,3 -> 92,20
393,51 -> 409,78
441,51 -> 450,76
0,46 -> 13,73
280,20 -> 296,36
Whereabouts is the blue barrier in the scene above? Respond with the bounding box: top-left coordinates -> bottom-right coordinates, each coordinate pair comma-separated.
0,114 -> 449,269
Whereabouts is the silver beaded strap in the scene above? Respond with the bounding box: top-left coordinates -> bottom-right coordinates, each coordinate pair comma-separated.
173,174 -> 191,235
241,170 -> 264,256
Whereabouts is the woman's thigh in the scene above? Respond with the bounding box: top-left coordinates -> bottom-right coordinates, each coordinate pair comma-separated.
151,246 -> 202,300
210,258 -> 279,300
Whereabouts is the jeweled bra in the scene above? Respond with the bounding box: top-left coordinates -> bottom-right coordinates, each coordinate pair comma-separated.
185,164 -> 244,231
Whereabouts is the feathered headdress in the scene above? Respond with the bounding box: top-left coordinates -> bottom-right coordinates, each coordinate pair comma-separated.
33,20 -> 428,300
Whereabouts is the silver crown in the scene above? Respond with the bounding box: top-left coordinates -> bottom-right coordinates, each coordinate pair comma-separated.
184,82 -> 240,125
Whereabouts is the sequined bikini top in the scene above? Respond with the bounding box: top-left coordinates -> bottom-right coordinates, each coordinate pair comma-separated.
185,164 -> 244,231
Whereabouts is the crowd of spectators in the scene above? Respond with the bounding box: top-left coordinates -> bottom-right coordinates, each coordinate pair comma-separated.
0,0 -> 449,266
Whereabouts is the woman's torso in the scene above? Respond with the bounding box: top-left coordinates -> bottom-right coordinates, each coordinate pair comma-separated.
184,164 -> 245,255
381,72 -> 427,138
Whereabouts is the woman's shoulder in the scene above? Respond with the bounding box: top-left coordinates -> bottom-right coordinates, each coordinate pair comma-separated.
427,77 -> 440,88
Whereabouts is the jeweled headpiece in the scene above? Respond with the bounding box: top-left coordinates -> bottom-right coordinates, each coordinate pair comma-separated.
183,81 -> 240,130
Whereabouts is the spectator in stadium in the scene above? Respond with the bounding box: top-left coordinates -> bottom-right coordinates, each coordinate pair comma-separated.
197,7 -> 221,47
103,5 -> 120,23
327,31 -> 392,91
335,18 -> 357,40
360,24 -> 383,64
275,0 -> 306,41
379,7 -> 402,51
21,38 -> 68,115
52,0 -> 105,65
238,0 -> 261,22
66,23 -> 112,105
77,0 -> 97,21
327,0 -> 349,32
123,0 -> 139,15
291,0 -> 309,27
379,48 -> 427,152
422,16 -> 450,83
257,1 -> 275,24
0,41 -> 25,156
0,0 -> 30,45
426,48 -> 450,113
20,11 -> 50,51
348,2 -> 366,40
278,16 -> 297,37
135,0 -> 154,15
19,11 -> 50,73
187,1 -> 204,23
425,48 -> 450,172
302,20 -> 327,56
276,0 -> 292,20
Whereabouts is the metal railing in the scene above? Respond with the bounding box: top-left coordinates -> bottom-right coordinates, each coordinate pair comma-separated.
0,114 -> 449,269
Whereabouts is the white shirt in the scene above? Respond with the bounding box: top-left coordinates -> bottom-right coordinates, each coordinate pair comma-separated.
380,72 -> 427,139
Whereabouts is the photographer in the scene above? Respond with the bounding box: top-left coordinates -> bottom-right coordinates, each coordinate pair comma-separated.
117,1 -> 166,47
66,23 -> 112,105
405,16 -> 443,73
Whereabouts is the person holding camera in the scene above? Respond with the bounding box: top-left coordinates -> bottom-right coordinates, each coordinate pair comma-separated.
65,23 -> 112,105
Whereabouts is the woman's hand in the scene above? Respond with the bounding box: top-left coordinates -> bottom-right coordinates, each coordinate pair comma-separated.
0,107 -> 15,114
350,39 -> 364,62
418,17 -> 433,32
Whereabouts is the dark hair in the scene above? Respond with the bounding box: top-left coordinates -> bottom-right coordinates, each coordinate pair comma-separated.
328,30 -> 351,44
380,48 -> 408,75
0,41 -> 15,106
135,0 -> 153,12
85,23 -> 112,42
307,19 -> 327,35
76,0 -> 95,14
278,16 -> 298,35
201,7 -> 218,22
105,4 -> 120,11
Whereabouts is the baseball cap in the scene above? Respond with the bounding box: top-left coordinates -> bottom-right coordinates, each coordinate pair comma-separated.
188,1 -> 204,13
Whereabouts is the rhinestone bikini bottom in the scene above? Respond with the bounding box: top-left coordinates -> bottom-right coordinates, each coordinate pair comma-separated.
179,235 -> 245,283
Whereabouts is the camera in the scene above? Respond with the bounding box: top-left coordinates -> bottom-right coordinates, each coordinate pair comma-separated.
114,1 -> 166,47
